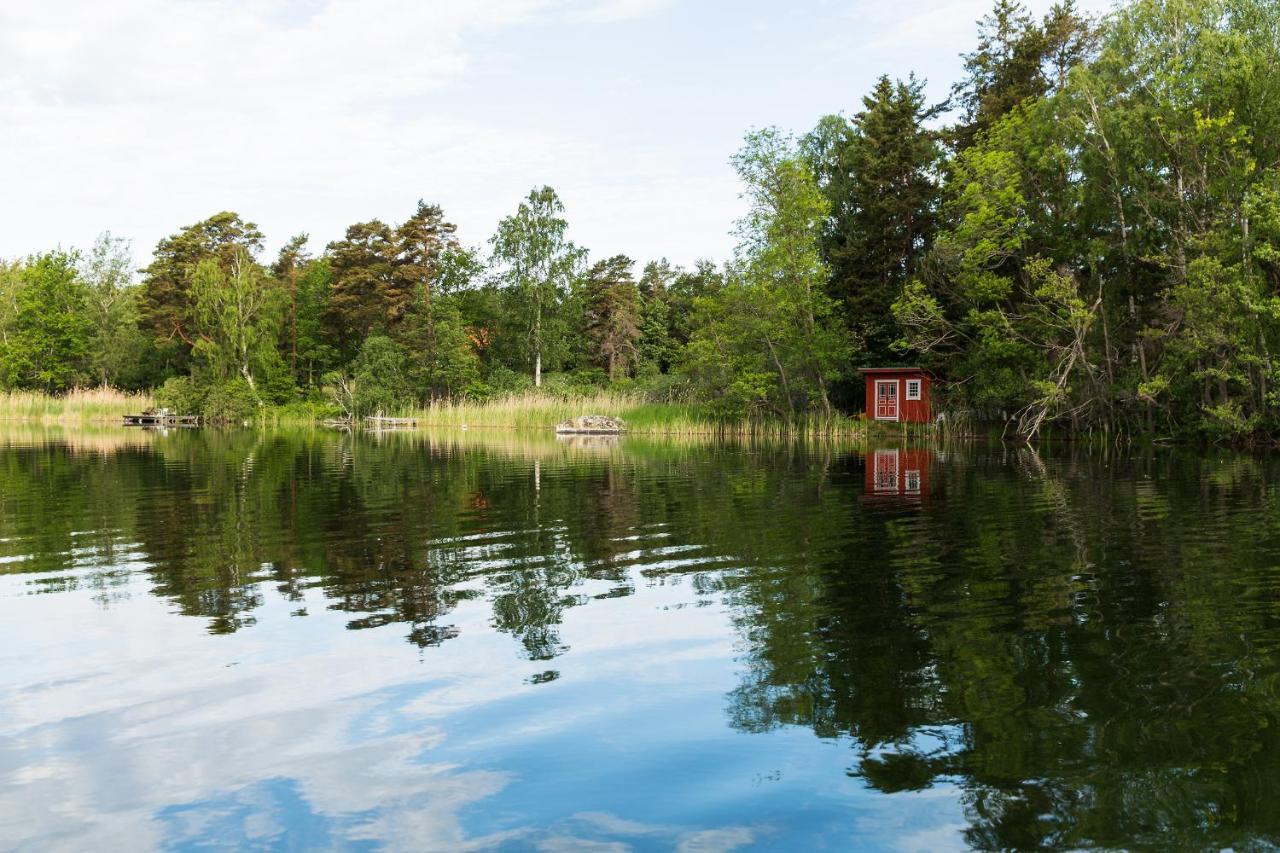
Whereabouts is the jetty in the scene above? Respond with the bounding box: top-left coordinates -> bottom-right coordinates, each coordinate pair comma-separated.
364,416 -> 417,430
555,415 -> 626,435
123,411 -> 199,427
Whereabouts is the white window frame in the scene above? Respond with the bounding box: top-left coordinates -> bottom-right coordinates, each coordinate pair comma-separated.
905,379 -> 922,401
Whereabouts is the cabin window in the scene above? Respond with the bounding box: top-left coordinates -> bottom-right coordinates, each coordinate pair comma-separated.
906,379 -> 922,400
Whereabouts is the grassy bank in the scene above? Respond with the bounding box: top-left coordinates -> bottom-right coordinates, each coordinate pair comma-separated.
0,388 -> 945,440
401,391 -> 875,437
0,388 -> 153,425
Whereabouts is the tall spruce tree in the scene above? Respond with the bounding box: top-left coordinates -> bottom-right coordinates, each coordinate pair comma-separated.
809,75 -> 941,368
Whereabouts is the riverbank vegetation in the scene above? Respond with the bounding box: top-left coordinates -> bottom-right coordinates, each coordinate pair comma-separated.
3,0 -> 1279,442
0,388 -> 152,425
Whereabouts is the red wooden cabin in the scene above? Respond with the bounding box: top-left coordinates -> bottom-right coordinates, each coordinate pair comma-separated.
858,367 -> 933,424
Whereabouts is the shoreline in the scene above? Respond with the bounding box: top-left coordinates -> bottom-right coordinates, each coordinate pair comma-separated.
0,388 -> 929,439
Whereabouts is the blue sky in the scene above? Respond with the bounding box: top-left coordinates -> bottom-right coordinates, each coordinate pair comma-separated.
0,0 -> 1113,271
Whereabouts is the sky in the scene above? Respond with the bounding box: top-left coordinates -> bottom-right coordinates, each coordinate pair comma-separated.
0,0 -> 1114,272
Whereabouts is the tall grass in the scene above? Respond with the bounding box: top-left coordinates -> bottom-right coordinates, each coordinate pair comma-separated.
0,388 -> 153,424
402,390 -> 872,437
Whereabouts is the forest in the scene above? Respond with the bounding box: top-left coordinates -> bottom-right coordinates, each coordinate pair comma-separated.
3,0 -> 1280,441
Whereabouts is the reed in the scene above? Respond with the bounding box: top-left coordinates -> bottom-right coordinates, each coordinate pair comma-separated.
404,391 -> 872,437
0,387 -> 153,424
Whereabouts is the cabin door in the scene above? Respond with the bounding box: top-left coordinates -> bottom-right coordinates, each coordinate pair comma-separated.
873,449 -> 900,493
875,380 -> 899,420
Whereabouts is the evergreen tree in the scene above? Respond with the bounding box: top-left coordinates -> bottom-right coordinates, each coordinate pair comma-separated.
634,260 -> 678,375
809,74 -> 941,367
323,220 -> 399,357
139,212 -> 264,371
583,255 -> 642,381
272,233 -> 310,378
951,0 -> 1097,150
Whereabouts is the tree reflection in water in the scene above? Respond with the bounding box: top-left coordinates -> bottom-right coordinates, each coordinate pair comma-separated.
3,428 -> 1280,847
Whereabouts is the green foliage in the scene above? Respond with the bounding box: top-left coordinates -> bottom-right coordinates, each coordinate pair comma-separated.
0,251 -> 93,392
950,0 -> 1098,150
489,186 -> 584,386
582,255 -> 642,380
685,129 -> 850,419
894,0 -> 1280,441
201,378 -> 259,424
139,211 -> 264,372
189,250 -> 286,404
154,376 -> 204,414
332,335 -> 413,418
806,75 -> 941,367
13,0 -> 1280,442
398,289 -> 481,400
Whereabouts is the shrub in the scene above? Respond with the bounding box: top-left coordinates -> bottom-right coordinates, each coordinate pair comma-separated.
352,336 -> 413,417
202,378 -> 259,424
154,376 -> 205,414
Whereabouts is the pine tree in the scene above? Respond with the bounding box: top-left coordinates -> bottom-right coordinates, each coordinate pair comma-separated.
951,0 -> 1097,150
583,255 -> 642,381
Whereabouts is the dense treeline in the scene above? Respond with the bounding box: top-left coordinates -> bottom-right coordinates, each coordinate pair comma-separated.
3,0 -> 1279,440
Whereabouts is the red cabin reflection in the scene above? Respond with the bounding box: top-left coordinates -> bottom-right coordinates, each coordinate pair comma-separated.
861,448 -> 934,501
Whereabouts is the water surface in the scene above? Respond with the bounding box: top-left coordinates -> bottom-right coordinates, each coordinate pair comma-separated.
3,429 -> 1280,850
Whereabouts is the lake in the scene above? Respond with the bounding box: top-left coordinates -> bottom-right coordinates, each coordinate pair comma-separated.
2,428 -> 1280,850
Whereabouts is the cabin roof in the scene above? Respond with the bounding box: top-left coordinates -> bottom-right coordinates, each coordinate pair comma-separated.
856,366 -> 930,375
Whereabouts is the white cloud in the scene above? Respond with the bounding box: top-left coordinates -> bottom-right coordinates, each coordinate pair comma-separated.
0,0 -> 726,269
568,0 -> 679,23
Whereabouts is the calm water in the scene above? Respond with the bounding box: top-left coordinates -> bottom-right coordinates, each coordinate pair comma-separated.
3,429 -> 1280,850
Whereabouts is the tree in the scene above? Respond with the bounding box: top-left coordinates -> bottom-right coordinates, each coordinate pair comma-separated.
897,0 -> 1280,441
0,251 -> 93,392
79,232 -> 153,388
139,212 -> 265,369
636,260 -> 678,376
293,258 -> 338,388
330,335 -> 413,418
399,287 -> 480,400
323,220 -> 399,357
950,0 -> 1097,150
396,201 -> 459,308
685,129 -> 851,418
0,261 -> 22,360
582,255 -> 642,381
489,186 -> 583,387
807,75 -> 942,367
189,249 -> 285,402
272,233 -> 310,377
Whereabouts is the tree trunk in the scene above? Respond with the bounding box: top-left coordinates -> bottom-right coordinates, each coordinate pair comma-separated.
534,306 -> 542,388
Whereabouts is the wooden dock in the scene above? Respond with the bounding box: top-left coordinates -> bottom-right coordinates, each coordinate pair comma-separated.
123,413 -> 200,427
364,416 -> 417,429
554,415 -> 626,435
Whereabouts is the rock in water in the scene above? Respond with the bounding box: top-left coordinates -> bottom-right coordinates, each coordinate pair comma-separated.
554,414 -> 627,434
